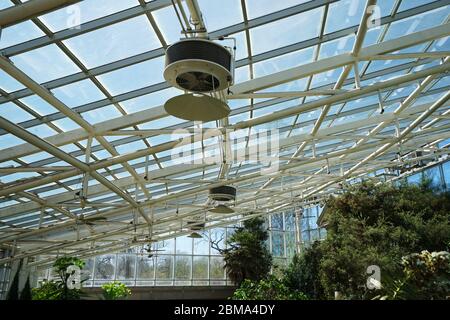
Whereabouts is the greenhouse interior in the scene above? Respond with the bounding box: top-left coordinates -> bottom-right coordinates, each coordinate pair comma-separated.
0,0 -> 449,302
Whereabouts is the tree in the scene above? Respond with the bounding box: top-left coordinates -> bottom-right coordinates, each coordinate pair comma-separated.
53,256 -> 85,300
232,275 -> 307,300
376,250 -> 450,300
101,281 -> 131,300
32,256 -> 85,300
318,181 -> 450,299
6,259 -> 22,300
212,217 -> 272,285
20,276 -> 32,300
284,241 -> 325,299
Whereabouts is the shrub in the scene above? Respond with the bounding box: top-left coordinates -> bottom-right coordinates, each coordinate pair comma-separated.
232,275 -> 307,300
101,281 -> 131,300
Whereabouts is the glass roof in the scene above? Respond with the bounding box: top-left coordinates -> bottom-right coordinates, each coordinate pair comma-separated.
0,0 -> 449,266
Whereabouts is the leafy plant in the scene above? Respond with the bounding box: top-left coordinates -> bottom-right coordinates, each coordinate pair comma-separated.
283,241 -> 325,299
101,281 -> 131,300
376,250 -> 450,300
316,181 -> 450,299
32,256 -> 85,300
232,275 -> 307,300
213,217 -> 272,285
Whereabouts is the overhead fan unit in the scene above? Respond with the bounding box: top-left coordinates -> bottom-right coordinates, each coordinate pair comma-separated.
208,185 -> 236,202
163,39 -> 234,121
164,39 -> 233,93
186,220 -> 205,231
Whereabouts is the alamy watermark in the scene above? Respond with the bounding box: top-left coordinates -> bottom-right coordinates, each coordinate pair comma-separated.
170,126 -> 280,175
366,265 -> 382,290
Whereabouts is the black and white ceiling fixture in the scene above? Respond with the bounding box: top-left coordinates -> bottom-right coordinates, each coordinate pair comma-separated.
163,38 -> 234,121
208,185 -> 236,213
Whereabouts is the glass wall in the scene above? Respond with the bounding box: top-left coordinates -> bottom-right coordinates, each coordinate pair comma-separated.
401,159 -> 449,190
36,209 -> 319,287
0,250 -> 11,300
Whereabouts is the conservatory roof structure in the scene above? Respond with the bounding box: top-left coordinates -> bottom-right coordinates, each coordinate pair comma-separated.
0,0 -> 449,269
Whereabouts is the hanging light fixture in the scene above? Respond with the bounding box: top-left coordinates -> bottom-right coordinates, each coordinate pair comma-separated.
208,204 -> 234,214
187,232 -> 203,239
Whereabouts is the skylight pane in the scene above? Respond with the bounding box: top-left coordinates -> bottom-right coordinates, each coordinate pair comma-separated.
0,133 -> 25,149
0,20 -> 45,49
0,69 -> 25,92
384,7 -> 450,41
19,95 -> 59,116
0,102 -> 34,122
197,0 -> 243,31
398,0 -> 437,12
250,7 -> 323,55
81,105 -> 122,124
245,0 -> 309,19
96,57 -> 165,96
51,79 -> 106,108
152,5 -> 184,45
11,44 -> 81,83
39,0 -> 139,32
63,16 -> 161,68
319,34 -> 355,59
325,0 -> 365,34
253,46 -> 315,77
120,87 -> 182,114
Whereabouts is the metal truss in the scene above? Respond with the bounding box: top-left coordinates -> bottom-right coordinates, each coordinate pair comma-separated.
0,0 -> 449,266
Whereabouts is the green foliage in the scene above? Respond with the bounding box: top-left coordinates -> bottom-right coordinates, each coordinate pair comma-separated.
283,242 -> 325,299
32,280 -> 82,300
6,259 -> 22,300
232,275 -> 308,300
376,250 -> 450,300
53,256 -> 85,300
32,256 -> 85,300
101,281 -> 131,300
222,217 -> 272,285
281,181 -> 450,300
20,276 -> 32,300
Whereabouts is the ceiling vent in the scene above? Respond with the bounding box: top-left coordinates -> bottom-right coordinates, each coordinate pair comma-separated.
163,39 -> 234,121
164,39 -> 233,93
209,185 -> 236,202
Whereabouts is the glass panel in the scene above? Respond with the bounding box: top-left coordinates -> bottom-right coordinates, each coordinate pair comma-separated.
197,0 -> 243,31
40,0 -> 139,32
193,256 -> 208,280
137,257 -> 155,280
11,44 -> 81,83
285,231 -> 296,258
407,172 -> 422,185
94,255 -> 115,280
157,239 -> 175,254
210,229 -> 225,254
271,213 -> 284,230
63,15 -> 160,68
272,231 -> 284,257
210,257 -> 225,279
116,254 -> 136,280
246,0 -> 309,19
156,255 -> 173,279
442,161 -> 450,189
250,7 -> 322,55
423,165 -> 443,189
193,237 -> 210,255
176,235 -> 193,255
82,258 -> 94,281
175,256 -> 192,280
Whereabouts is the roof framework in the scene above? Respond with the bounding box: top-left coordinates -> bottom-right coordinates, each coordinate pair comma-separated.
0,0 -> 449,267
